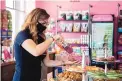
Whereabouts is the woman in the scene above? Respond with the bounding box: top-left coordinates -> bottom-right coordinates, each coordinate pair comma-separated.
12,8 -> 76,81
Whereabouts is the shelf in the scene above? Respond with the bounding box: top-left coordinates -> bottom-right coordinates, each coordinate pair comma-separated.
57,20 -> 88,22
69,43 -> 88,47
1,36 -> 8,37
1,36 -> 12,38
118,32 -> 122,34
58,31 -> 88,34
1,61 -> 15,67
92,21 -> 114,23
93,60 -> 121,63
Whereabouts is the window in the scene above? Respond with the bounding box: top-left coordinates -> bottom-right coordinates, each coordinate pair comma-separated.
5,0 -> 25,42
5,0 -> 14,8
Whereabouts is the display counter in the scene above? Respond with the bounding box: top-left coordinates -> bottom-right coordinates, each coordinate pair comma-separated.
1,61 -> 15,81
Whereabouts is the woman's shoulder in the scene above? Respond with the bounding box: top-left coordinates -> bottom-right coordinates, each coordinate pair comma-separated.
17,28 -> 30,37
15,29 -> 31,40
14,28 -> 32,45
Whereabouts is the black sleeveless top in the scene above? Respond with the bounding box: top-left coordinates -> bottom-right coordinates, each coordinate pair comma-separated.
12,28 -> 46,81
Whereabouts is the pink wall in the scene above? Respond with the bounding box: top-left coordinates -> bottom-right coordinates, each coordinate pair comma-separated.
36,1 -> 122,56
36,1 -> 122,18
0,1 -> 5,9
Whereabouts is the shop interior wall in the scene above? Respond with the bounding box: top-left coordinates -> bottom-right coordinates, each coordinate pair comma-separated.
0,1 -> 5,9
36,1 -> 122,55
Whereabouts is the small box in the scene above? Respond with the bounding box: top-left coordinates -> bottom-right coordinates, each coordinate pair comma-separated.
7,30 -> 12,37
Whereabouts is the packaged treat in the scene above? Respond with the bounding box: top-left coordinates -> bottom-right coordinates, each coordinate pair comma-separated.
1,30 -> 7,36
7,10 -> 12,20
57,71 -> 82,81
65,23 -> 73,32
8,20 -> 12,30
1,10 -> 8,19
73,23 -> 81,32
1,38 -> 12,46
81,23 -> 88,32
58,11 -> 66,20
59,22 -> 66,32
118,34 -> 122,44
2,46 -> 11,61
2,18 -> 9,30
2,38 -> 8,46
82,10 -> 89,20
74,11 -> 82,20
66,11 -> 74,20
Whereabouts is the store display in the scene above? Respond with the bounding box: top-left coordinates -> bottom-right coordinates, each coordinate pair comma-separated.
59,22 -> 88,33
65,66 -> 104,73
88,69 -> 122,81
92,22 -> 114,59
1,10 -> 12,30
1,9 -> 13,62
117,8 -> 122,71
56,6 -> 121,81
58,10 -> 89,21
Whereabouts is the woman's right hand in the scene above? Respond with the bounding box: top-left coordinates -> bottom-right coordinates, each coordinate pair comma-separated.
53,34 -> 64,42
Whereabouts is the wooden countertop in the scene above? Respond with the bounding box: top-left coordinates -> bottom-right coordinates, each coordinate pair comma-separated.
1,61 -> 15,67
